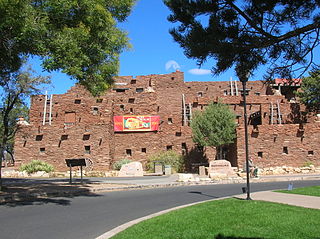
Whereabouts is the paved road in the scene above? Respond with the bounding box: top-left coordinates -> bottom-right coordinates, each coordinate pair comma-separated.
1,180 -> 319,239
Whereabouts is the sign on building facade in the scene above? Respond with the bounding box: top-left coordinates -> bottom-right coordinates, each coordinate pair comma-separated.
113,116 -> 160,132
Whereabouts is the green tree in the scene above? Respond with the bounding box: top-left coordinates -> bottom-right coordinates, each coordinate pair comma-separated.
190,103 -> 236,159
0,67 -> 50,190
0,0 -> 135,95
296,69 -> 320,110
164,0 -> 320,80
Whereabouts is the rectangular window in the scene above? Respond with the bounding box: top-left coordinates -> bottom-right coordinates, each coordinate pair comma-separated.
83,134 -> 90,140
308,151 -> 314,155
84,145 -> 91,154
166,145 -> 173,151
131,80 -> 136,84
141,148 -> 147,153
120,105 -> 125,111
35,135 -> 43,141
283,147 -> 288,154
130,108 -> 134,113
136,88 -> 144,93
197,92 -> 203,97
61,135 -> 68,140
175,132 -> 182,136
128,98 -> 135,103
96,98 -> 103,103
258,152 -> 263,158
74,99 -> 81,104
92,107 -> 99,115
40,147 -> 45,152
126,149 -> 132,156
168,118 -> 173,124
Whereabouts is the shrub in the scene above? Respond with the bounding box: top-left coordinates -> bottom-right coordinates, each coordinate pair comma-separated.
147,150 -> 184,173
20,160 -> 54,174
112,159 -> 132,170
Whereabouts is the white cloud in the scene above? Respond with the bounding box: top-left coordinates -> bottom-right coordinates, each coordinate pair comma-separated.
165,60 -> 181,71
188,68 -> 211,75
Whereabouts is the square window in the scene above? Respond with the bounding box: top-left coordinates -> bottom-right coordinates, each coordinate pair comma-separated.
84,145 -> 91,154
141,148 -> 147,153
258,152 -> 263,158
61,135 -> 68,140
130,108 -> 134,113
120,105 -> 125,111
74,99 -> 81,104
128,98 -> 135,103
166,145 -> 173,151
35,135 -> 43,141
96,98 -> 103,103
136,88 -> 144,93
83,134 -> 90,140
126,149 -> 132,156
181,143 -> 187,149
197,92 -> 203,97
40,147 -> 45,152
168,118 -> 173,124
92,107 -> 99,115
308,151 -> 314,155
131,80 -> 136,84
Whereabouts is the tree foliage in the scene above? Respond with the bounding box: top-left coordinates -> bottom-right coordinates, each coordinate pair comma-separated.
0,0 -> 135,95
296,69 -> 320,110
164,0 -> 320,80
190,102 -> 236,148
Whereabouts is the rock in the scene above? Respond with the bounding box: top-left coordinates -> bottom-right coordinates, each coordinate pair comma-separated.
208,160 -> 237,177
118,162 -> 143,177
178,173 -> 195,182
30,171 -> 50,177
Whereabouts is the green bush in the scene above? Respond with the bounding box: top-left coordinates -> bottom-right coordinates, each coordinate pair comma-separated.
147,150 -> 184,173
112,159 -> 132,170
20,160 -> 54,174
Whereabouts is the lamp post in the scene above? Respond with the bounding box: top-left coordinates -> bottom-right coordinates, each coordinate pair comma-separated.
239,73 -> 252,200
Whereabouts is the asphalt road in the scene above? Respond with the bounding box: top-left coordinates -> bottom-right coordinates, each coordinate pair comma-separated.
1,180 -> 319,239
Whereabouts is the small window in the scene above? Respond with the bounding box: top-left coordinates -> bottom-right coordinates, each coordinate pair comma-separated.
175,132 -> 182,136
115,89 -> 126,92
40,147 -> 45,152
131,80 -> 136,84
130,108 -> 134,113
84,145 -> 91,154
136,88 -> 144,93
35,135 -> 43,141
171,77 -> 175,80
258,152 -> 263,158
168,118 -> 173,124
128,98 -> 135,103
141,148 -> 147,153
224,90 -> 228,96
126,149 -> 132,156
61,135 -> 68,140
157,106 -> 160,112
166,145 -> 173,151
181,143 -> 187,149
197,92 -> 203,97
96,99 -> 103,103
120,105 -> 125,111
255,92 -> 261,96
308,151 -> 314,155
283,147 -> 288,154
74,99 -> 81,104
83,134 -> 90,140
92,107 -> 99,115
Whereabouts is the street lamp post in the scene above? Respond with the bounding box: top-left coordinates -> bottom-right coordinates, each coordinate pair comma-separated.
239,74 -> 252,200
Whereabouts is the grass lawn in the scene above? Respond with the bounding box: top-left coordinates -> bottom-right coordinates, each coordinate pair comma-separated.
111,198 -> 320,239
276,185 -> 320,197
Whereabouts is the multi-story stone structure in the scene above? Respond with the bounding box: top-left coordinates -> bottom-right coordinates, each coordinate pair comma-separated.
14,71 -> 320,171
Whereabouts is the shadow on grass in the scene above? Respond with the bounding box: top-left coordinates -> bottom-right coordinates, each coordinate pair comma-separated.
189,191 -> 219,199
0,178 -> 102,207
215,233 -> 265,239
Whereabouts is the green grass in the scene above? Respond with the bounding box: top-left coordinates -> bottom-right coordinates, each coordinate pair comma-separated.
276,185 -> 320,197
111,198 -> 320,239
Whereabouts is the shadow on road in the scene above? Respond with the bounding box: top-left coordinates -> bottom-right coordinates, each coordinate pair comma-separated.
0,178 -> 103,207
189,191 -> 219,199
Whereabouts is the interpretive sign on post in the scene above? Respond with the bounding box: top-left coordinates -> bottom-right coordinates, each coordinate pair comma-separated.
65,158 -> 87,184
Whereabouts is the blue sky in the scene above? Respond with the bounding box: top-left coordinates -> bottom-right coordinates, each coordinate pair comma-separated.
30,0 -> 238,95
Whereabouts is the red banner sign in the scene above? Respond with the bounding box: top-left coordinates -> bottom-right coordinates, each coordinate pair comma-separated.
114,116 -> 160,132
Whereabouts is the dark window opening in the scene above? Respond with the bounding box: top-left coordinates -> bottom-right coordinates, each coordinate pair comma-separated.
92,107 -> 99,115
35,135 -> 43,141
197,92 -> 203,97
171,77 -> 175,80
181,143 -> 187,149
224,90 -> 228,96
308,151 -> 314,155
56,112 -> 58,117
193,102 -> 198,108
40,147 -> 45,152
166,145 -> 173,151
136,88 -> 144,93
141,148 -> 147,153
283,147 -> 288,154
157,106 -> 160,112
61,135 -> 68,140
126,149 -> 132,156
168,118 -> 173,124
128,98 -> 135,103
131,80 -> 136,84
255,92 -> 261,96
175,132 -> 182,136
115,89 -> 126,92
120,105 -> 125,111
258,152 -> 263,158
74,99 -> 81,104
79,117 -> 81,123
83,134 -> 90,140
130,108 -> 134,113
96,98 -> 103,103
84,145 -> 91,154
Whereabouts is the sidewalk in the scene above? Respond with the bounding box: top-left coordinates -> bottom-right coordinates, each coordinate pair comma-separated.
1,173 -> 320,203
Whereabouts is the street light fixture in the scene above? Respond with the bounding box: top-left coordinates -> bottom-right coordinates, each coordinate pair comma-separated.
239,73 -> 252,200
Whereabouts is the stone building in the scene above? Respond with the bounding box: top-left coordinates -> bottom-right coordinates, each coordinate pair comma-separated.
14,71 -> 320,171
